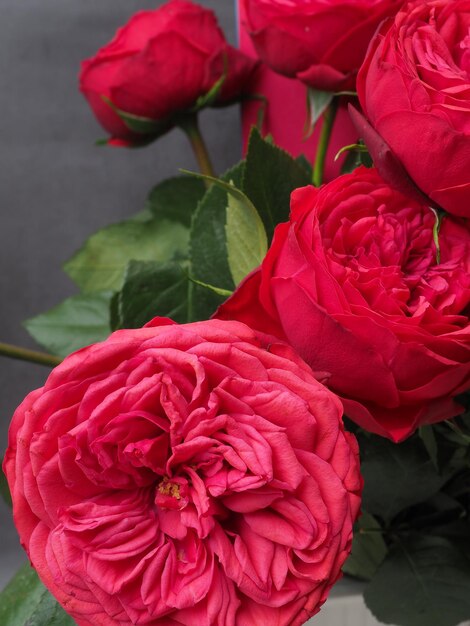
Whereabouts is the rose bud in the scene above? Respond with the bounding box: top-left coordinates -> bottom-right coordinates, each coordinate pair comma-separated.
80,0 -> 258,145
356,0 -> 470,217
216,167 -> 470,442
4,318 -> 361,626
241,0 -> 401,92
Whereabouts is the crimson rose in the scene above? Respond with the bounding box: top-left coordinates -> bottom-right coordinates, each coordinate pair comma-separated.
241,0 -> 401,92
356,0 -> 470,217
216,168 -> 470,442
80,0 -> 258,145
4,318 -> 361,626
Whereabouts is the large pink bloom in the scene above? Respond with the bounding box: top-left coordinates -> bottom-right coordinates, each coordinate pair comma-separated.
216,168 -> 470,442
4,318 -> 361,626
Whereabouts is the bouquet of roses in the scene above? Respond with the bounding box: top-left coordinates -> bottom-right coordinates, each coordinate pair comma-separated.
1,0 -> 470,625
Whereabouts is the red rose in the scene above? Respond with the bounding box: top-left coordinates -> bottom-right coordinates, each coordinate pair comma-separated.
80,0 -> 258,145
241,0 -> 401,92
356,0 -> 470,217
216,168 -> 470,442
4,318 -> 361,626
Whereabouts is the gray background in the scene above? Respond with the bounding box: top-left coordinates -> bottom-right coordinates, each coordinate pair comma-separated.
0,0 -> 241,589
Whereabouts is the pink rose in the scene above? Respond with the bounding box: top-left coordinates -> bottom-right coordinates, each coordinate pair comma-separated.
356,0 -> 470,217
4,318 -> 361,626
80,0 -> 258,145
241,0 -> 401,92
216,168 -> 470,442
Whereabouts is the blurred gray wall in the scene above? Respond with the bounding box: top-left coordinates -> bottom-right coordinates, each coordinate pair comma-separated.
0,0 -> 240,588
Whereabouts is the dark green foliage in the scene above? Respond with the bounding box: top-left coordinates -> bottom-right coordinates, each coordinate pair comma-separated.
242,128 -> 311,240
0,564 -> 75,626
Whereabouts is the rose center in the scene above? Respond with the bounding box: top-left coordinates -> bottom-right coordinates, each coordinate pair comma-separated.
155,476 -> 189,510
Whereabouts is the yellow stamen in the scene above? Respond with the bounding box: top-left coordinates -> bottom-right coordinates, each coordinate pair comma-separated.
158,477 -> 181,500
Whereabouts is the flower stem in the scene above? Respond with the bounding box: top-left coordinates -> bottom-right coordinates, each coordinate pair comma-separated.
0,341 -> 61,368
180,114 -> 215,180
312,97 -> 339,187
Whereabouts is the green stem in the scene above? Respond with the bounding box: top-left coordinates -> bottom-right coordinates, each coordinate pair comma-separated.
0,341 -> 61,368
312,97 -> 339,187
180,114 -> 215,180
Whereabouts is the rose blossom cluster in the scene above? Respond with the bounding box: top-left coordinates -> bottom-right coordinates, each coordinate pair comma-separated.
4,319 -> 361,625
5,0 -> 470,624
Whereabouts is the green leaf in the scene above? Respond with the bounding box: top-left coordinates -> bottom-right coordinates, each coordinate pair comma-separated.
419,425 -> 439,469
146,176 -> 206,228
443,469 -> 470,502
432,521 -> 470,561
432,417 -> 470,473
343,512 -> 388,581
334,142 -> 370,161
187,276 -> 233,298
183,166 -> 265,307
64,216 -> 188,293
443,419 -> 470,446
243,93 -> 268,131
130,208 -> 154,223
24,292 -> 112,358
295,154 -> 313,178
101,95 -> 172,137
225,181 -> 267,286
0,563 -> 75,626
364,536 -> 470,626
114,261 -> 189,328
181,170 -> 259,215
340,141 -> 373,174
192,57 -> 227,111
304,88 -> 334,138
340,149 -> 363,174
189,162 -> 244,320
359,434 -> 448,523
242,128 -> 311,240
0,459 -> 12,508
335,90 -> 358,97
405,492 -> 465,533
